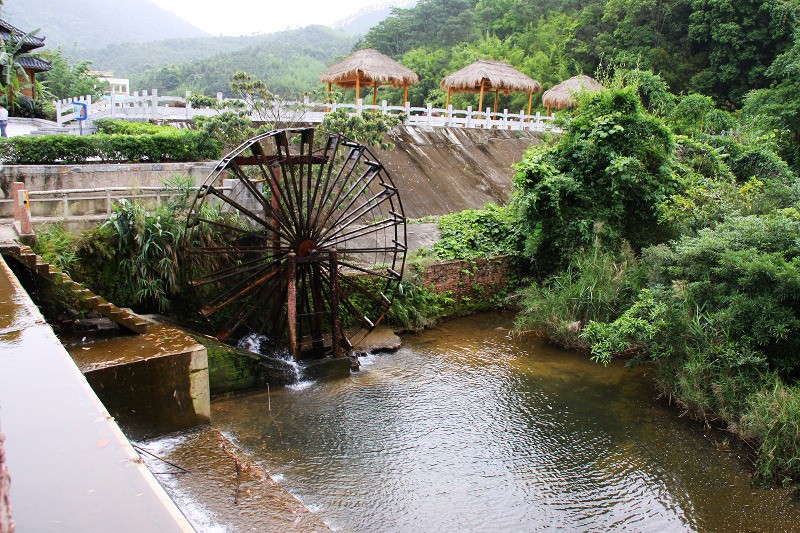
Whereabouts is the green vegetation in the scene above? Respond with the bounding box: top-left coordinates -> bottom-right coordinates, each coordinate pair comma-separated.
319,109 -> 401,149
512,87 -> 678,274
433,204 -> 516,260
511,71 -> 800,483
359,0 -> 793,108
38,47 -> 107,100
1,129 -> 220,164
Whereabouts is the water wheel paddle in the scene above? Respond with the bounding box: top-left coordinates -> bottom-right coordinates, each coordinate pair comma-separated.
183,127 -> 406,358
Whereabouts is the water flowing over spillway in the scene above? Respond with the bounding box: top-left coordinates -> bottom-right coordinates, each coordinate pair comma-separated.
157,313 -> 800,531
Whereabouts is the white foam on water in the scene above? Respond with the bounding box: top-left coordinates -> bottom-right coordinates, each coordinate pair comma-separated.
358,352 -> 378,366
288,379 -> 315,391
237,333 -> 268,354
136,435 -> 228,533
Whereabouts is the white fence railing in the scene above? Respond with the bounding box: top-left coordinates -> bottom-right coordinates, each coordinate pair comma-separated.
55,91 -> 557,132
0,186 -> 223,223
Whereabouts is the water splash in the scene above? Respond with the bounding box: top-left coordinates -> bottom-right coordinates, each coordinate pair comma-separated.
236,333 -> 313,386
237,333 -> 268,354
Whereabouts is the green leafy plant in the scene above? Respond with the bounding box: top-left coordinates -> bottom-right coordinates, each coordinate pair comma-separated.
433,204 -> 517,260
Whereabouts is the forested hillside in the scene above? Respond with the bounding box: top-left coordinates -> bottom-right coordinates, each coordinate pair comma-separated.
361,0 -> 795,108
125,26 -> 357,97
2,0 -> 208,50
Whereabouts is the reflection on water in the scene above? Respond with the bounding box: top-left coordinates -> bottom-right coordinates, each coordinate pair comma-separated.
212,312 -> 800,532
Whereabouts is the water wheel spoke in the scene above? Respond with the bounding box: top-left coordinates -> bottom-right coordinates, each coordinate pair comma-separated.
205,186 -> 284,237
188,216 -> 268,240
216,272 -> 286,340
228,161 -> 300,242
311,146 -> 366,237
190,253 -> 287,287
317,267 -> 376,331
317,189 -> 396,244
307,134 -> 341,231
201,265 -> 284,318
320,217 -> 403,250
314,164 -> 381,241
250,141 -> 305,236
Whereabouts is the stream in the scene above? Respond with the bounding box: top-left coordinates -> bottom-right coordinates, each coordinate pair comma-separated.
151,312 -> 800,531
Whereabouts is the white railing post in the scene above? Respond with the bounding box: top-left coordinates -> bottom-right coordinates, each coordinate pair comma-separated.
502,108 -> 508,129
426,103 -> 433,125
216,92 -> 223,104
86,95 -> 92,121
466,106 -> 472,128
485,107 -> 491,128
404,101 -> 411,123
185,91 -> 192,119
382,100 -> 388,115
357,98 -> 363,114
447,104 -> 453,127
151,89 -> 159,120
56,100 -> 63,126
110,93 -> 115,118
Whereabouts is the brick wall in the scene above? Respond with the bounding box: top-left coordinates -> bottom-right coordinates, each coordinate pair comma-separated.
415,255 -> 512,304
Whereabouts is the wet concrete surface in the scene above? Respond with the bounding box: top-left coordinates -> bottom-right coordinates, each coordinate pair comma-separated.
0,255 -> 193,532
65,324 -> 203,372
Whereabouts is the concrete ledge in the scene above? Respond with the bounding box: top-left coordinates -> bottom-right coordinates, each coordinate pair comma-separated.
67,325 -> 211,441
0,255 -> 193,532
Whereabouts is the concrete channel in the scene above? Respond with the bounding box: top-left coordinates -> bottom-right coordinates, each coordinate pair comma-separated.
0,251 -> 195,531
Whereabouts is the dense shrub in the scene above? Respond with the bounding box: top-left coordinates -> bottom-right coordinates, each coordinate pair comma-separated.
3,131 -> 220,164
581,210 -> 800,482
512,87 -> 678,274
93,119 -> 175,135
433,204 -> 517,260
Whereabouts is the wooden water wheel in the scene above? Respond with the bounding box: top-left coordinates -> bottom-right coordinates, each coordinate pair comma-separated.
183,127 -> 406,358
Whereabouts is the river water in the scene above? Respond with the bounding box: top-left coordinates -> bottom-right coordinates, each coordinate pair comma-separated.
205,312 -> 800,531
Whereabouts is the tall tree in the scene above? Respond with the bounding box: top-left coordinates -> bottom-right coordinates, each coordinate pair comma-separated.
687,0 -> 793,106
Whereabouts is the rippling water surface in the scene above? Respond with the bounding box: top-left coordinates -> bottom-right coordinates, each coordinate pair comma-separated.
211,312 -> 800,532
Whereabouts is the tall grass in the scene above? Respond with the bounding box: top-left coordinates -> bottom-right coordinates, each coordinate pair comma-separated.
515,243 -> 647,349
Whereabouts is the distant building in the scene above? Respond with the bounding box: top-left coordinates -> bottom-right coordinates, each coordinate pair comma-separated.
89,71 -> 131,96
0,19 -> 51,99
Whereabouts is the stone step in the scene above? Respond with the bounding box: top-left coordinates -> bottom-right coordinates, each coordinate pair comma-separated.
8,246 -> 147,334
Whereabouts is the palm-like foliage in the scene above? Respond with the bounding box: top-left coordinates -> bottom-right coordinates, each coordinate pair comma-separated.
0,28 -> 40,109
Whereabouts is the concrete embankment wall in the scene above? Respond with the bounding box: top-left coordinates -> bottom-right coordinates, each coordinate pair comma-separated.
0,126 -> 542,219
374,126 -> 543,218
0,161 -> 216,199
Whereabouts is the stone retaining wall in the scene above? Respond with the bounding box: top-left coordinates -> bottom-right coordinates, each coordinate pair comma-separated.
0,162 -> 216,199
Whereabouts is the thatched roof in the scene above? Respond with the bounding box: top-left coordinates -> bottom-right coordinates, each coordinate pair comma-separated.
440,59 -> 542,93
542,75 -> 604,109
320,48 -> 419,89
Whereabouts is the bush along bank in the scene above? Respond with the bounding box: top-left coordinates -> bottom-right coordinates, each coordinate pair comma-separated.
510,79 -> 800,485
0,129 -> 220,164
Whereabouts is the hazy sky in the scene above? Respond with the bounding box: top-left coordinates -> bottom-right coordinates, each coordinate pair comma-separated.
150,0 -> 388,36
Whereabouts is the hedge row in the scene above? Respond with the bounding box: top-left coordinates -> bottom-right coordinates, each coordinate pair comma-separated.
93,118 -> 176,135
0,131 -> 221,164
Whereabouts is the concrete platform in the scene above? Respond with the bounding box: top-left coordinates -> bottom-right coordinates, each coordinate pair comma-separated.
0,254 -> 193,532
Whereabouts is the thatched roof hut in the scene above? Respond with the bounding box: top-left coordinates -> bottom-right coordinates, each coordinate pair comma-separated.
440,59 -> 542,114
541,75 -> 604,113
320,48 -> 419,104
